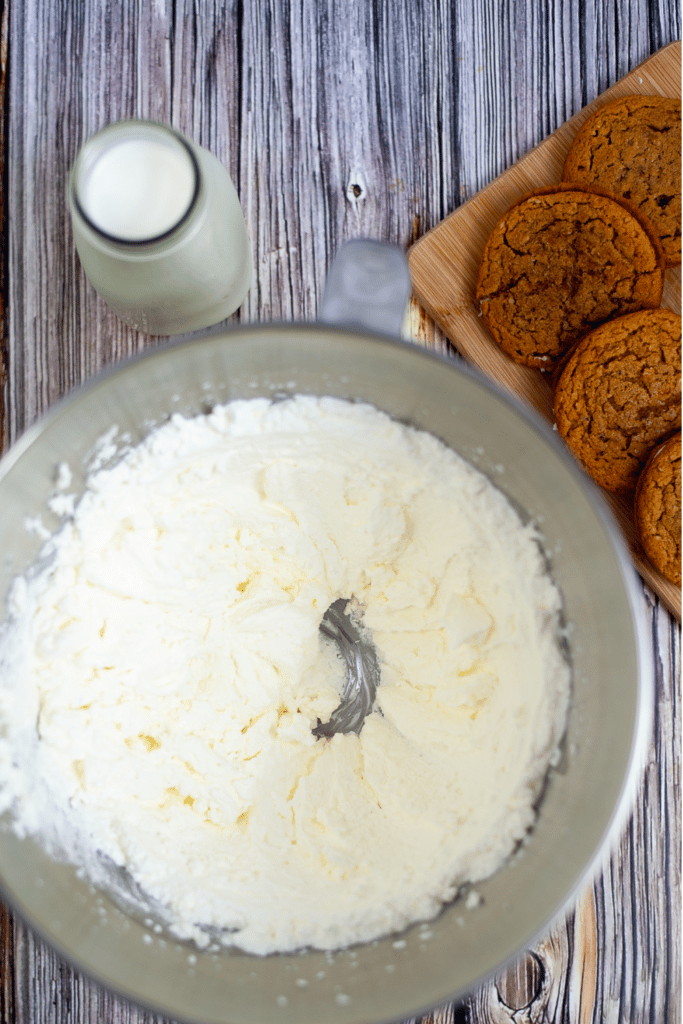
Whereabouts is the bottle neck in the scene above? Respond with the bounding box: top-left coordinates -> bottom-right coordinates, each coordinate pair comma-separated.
70,121 -> 201,250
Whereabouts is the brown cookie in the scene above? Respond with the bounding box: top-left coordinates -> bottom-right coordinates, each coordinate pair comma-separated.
476,184 -> 665,368
562,94 -> 682,267
635,433 -> 681,586
554,308 -> 681,493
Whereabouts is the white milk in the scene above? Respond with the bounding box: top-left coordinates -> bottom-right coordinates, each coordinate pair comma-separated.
81,139 -> 196,240
68,121 -> 252,335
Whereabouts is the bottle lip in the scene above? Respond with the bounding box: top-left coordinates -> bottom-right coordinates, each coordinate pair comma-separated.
70,121 -> 202,247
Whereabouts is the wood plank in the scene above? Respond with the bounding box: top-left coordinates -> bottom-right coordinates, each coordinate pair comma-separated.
0,904 -> 13,1024
408,43 -> 682,619
0,0 -> 8,452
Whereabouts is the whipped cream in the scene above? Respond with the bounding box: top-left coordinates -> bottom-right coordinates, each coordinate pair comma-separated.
0,396 -> 570,954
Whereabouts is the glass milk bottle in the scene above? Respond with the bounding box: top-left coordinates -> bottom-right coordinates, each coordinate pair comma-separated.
68,121 -> 252,335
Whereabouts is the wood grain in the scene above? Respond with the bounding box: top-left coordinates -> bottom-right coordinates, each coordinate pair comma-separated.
1,1 -> 681,1023
408,42 -> 682,620
0,0 -> 7,451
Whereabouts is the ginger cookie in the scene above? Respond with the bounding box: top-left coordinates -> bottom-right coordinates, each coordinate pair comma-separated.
554,308 -> 681,493
562,94 -> 682,267
635,433 -> 681,586
476,184 -> 665,368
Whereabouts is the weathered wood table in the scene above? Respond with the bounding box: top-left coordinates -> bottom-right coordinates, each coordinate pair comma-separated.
0,2 -> 680,1022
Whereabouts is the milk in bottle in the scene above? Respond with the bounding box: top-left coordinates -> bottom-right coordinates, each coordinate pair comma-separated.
68,121 -> 252,335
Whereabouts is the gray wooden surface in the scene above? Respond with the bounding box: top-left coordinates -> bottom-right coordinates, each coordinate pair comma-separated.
0,1 -> 680,1022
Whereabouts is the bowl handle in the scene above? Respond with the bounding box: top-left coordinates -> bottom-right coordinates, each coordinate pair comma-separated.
319,239 -> 411,337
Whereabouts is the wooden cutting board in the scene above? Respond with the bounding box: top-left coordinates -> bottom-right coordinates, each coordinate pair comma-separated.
408,42 -> 682,620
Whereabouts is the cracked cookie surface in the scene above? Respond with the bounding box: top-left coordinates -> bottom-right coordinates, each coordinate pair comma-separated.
554,308 -> 681,493
635,432 -> 681,586
475,185 -> 665,368
562,94 -> 682,267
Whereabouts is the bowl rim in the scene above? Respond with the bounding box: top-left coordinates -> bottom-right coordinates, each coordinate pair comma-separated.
0,320 -> 654,1023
